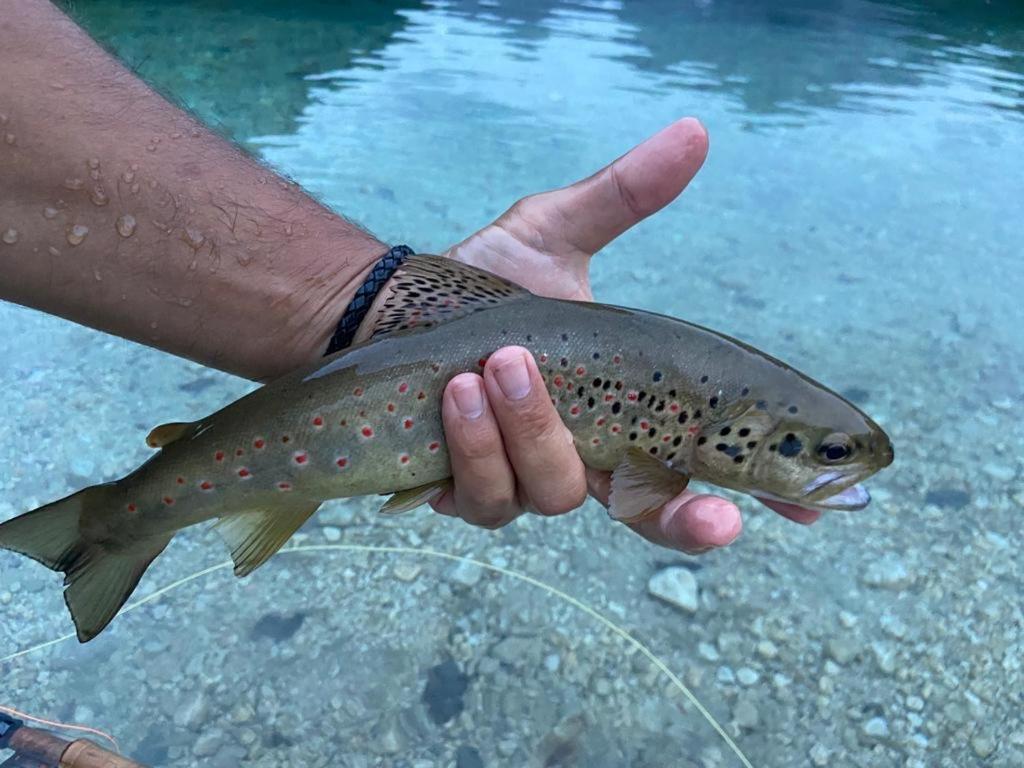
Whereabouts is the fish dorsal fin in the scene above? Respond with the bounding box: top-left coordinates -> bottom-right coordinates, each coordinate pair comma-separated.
608,448 -> 689,524
354,255 -> 531,343
146,421 -> 196,449
215,501 -> 320,577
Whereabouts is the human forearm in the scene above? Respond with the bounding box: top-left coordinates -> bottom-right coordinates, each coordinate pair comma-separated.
0,0 -> 385,380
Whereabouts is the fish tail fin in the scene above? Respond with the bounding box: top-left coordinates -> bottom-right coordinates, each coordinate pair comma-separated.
0,485 -> 171,642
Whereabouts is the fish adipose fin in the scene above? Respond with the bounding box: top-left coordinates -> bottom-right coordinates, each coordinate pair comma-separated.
0,484 -> 172,642
146,420 -> 198,448
354,254 -> 532,343
608,448 -> 689,524
379,479 -> 452,515
215,501 -> 320,577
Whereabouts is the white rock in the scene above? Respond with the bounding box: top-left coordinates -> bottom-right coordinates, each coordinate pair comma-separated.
862,716 -> 889,741
449,560 -> 483,587
862,556 -> 912,589
647,567 -> 699,613
322,525 -> 342,542
737,667 -> 760,686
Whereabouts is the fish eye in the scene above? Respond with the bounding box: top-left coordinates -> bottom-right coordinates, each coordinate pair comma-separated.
817,433 -> 853,463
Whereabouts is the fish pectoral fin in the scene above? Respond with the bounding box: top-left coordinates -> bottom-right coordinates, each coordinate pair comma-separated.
215,501 -> 320,577
146,421 -> 196,449
353,255 -> 532,344
379,479 -> 452,515
608,448 -> 689,524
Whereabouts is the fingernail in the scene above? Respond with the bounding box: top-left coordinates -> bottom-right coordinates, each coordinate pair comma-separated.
452,378 -> 484,419
494,354 -> 531,400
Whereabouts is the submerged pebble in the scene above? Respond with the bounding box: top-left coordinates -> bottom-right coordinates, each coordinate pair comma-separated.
647,566 -> 699,613
1,228 -> 17,245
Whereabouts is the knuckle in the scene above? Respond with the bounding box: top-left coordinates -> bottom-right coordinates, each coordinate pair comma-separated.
506,399 -> 564,443
531,476 -> 588,517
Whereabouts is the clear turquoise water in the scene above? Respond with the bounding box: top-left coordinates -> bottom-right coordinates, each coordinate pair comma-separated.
2,1 -> 1023,766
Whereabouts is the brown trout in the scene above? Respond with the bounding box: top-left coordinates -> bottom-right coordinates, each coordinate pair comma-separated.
0,256 -> 893,641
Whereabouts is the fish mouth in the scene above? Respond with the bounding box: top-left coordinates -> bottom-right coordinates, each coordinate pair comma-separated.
800,470 -> 871,511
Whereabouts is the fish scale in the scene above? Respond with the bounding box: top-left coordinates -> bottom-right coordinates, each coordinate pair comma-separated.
0,255 -> 893,641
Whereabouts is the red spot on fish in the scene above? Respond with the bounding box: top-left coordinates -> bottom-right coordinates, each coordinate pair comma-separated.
176,476 -> 185,485
277,481 -> 292,491
596,418 -> 606,426
431,363 -> 440,373
163,496 -> 174,506
428,441 -> 440,453
282,435 -> 291,444
403,418 -> 414,430
359,409 -> 367,417
640,420 -> 650,430
214,450 -> 225,462
339,419 -> 348,427
627,391 -> 639,402
539,353 -> 548,363
669,403 -> 680,413
353,387 -> 364,397
399,454 -> 410,464
235,448 -> 244,457
361,426 -> 374,438
662,435 -> 672,443
127,503 -> 137,513
253,438 -> 265,449
312,416 -> 324,427
592,437 -> 601,445
293,451 -> 308,465
398,382 -> 409,394
569,405 -> 581,416
605,393 -> 615,402
688,425 -> 700,435
238,468 -> 251,478
387,402 -> 396,413
199,480 -> 213,491
575,366 -> 586,376
611,424 -> 622,433
417,391 -> 426,400
612,354 -> 622,364
553,375 -> 564,388
336,457 -> 348,469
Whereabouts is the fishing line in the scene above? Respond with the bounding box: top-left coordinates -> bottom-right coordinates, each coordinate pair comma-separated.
0,703 -> 121,752
2,544 -> 753,768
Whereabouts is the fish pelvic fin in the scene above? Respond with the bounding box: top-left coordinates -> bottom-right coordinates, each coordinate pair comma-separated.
353,255 -> 532,344
146,420 -> 198,449
379,479 -> 452,515
0,484 -> 171,642
608,448 -> 690,524
215,501 -> 320,577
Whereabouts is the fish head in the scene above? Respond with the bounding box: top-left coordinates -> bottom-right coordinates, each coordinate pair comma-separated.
689,390 -> 893,511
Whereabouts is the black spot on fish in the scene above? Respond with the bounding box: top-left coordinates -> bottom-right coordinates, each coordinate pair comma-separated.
561,333 -> 569,341
668,389 -> 677,397
697,437 -> 707,445
769,443 -> 777,452
741,386 -> 750,396
592,352 -> 601,360
738,428 -> 750,437
560,357 -> 569,367
756,400 -> 768,410
677,411 -> 688,423
603,380 -> 611,390
653,371 -> 663,382
716,443 -> 728,451
593,378 -> 602,387
647,395 -> 657,408
747,441 -> 758,449
733,455 -> 744,464
788,405 -> 799,414
587,397 -> 595,408
655,400 -> 665,412
709,396 -> 719,408
673,436 -> 682,446
778,433 -> 803,457
526,334 -> 533,342
700,375 -> 708,383
667,451 -> 676,460
577,386 -> 585,397
648,427 -> 657,437
638,390 -> 647,401
629,432 -> 638,440
719,426 -> 731,436
694,409 -> 703,419
611,402 -> 621,414
649,446 -> 659,455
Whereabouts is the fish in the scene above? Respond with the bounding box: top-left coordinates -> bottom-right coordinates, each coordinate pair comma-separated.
0,256 -> 894,642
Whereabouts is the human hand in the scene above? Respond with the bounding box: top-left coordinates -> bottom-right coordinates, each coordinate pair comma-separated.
435,117 -> 819,552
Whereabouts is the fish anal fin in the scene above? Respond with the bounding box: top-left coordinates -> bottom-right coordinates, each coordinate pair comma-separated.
215,501 -> 320,577
379,479 -> 452,515
146,421 -> 195,449
608,449 -> 689,524
354,255 -> 532,343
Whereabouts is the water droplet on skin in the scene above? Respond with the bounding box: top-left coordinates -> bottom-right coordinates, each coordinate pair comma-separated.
131,163 -> 139,171
116,214 -> 136,237
0,113 -> 7,125
47,246 -> 60,257
64,177 -> 84,191
94,269 -> 102,282
89,169 -> 101,181
42,206 -> 59,219
4,133 -> 15,146
170,132 -> 182,139
130,183 -> 140,194
182,227 -> 205,249
50,82 -> 66,90
2,228 -> 18,244
122,169 -> 135,183
66,224 -> 89,246
146,144 -> 157,153
87,158 -> 100,170
285,224 -> 293,236
90,186 -> 109,206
